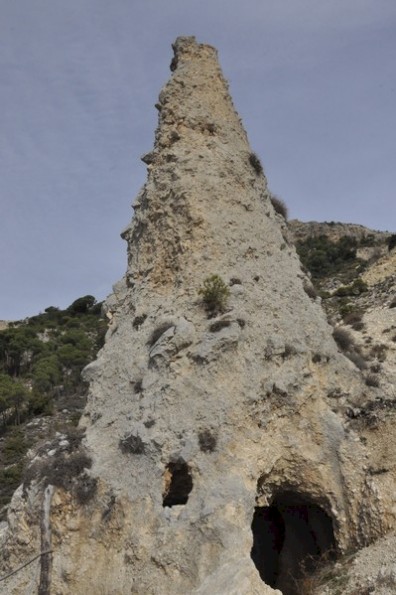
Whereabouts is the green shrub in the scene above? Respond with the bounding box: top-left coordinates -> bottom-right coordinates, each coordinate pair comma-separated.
338,303 -> 353,318
351,278 -> 368,293
27,390 -> 53,416
32,355 -> 61,392
296,235 -> 358,279
199,275 -> 230,315
57,344 -> 90,368
387,234 -> 396,252
334,278 -> 368,297
0,463 -> 24,518
360,234 -> 377,247
0,375 -> 28,426
67,295 -> 96,314
2,428 -> 29,465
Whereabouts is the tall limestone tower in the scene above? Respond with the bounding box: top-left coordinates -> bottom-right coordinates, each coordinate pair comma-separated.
0,37 -> 392,595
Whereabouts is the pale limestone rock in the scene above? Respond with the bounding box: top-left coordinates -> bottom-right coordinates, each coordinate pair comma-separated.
1,36 -> 395,595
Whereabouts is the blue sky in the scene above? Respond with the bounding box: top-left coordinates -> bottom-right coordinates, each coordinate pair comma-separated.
1,0 -> 395,320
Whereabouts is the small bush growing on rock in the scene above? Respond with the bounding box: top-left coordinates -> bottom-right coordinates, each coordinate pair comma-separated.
270,194 -> 288,220
249,152 -> 263,175
199,275 -> 230,315
283,344 -> 296,359
132,314 -> 147,329
343,311 -> 362,326
334,278 -> 368,297
0,464 -> 24,514
198,430 -> 217,453
387,234 -> 396,252
46,452 -> 92,489
339,303 -> 353,318
74,473 -> 98,505
333,327 -> 354,351
119,433 -> 145,455
303,282 -> 317,299
365,374 -> 380,387
133,379 -> 143,394
63,426 -> 84,452
343,310 -> 365,331
23,451 -> 92,493
209,320 -> 231,333
370,343 -> 388,362
346,351 -> 367,370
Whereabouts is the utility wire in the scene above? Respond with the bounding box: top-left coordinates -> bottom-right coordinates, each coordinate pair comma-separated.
0,550 -> 53,582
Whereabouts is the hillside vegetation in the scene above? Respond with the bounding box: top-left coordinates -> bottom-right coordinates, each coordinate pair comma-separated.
0,296 -> 107,517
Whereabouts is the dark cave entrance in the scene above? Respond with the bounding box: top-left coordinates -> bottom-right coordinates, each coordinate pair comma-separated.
251,492 -> 336,595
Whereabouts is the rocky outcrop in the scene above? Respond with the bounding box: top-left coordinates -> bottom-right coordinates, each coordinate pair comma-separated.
1,37 -> 395,595
288,219 -> 389,245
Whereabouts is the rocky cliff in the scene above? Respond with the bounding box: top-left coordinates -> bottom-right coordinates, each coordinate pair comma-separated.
1,37 -> 395,595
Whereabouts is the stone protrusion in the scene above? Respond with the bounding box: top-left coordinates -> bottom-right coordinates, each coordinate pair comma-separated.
0,37 -> 393,595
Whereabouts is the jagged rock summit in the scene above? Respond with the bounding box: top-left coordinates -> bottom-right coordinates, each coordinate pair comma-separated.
1,37 -> 395,595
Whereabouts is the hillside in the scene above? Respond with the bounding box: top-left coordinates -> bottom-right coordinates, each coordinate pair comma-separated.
290,220 -> 396,594
0,296 -> 107,518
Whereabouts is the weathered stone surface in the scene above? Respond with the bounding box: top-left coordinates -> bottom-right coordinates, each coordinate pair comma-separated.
1,36 -> 395,595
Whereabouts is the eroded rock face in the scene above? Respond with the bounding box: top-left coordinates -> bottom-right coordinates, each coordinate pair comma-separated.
0,37 -> 394,595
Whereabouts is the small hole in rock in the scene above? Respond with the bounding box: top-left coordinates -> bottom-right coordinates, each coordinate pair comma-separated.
163,459 -> 193,507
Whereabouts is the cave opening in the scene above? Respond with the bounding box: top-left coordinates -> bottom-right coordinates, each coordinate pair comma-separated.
251,491 -> 336,595
162,459 -> 193,507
